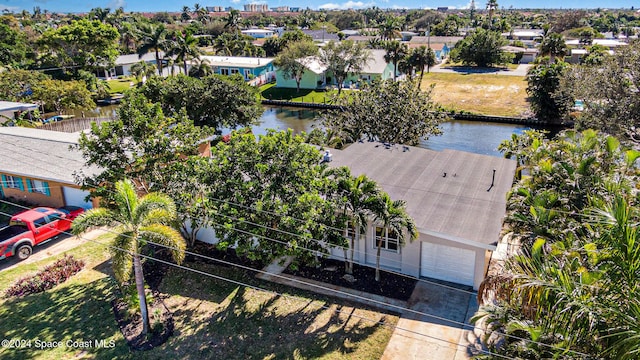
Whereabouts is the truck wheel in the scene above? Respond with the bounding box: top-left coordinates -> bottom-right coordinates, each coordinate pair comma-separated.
16,244 -> 33,260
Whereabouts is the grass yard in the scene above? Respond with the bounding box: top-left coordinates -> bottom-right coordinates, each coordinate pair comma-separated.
259,83 -> 341,104
106,78 -> 136,94
420,72 -> 530,117
0,237 -> 397,360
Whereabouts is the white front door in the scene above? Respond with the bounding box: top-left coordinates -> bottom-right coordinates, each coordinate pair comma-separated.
420,242 -> 475,286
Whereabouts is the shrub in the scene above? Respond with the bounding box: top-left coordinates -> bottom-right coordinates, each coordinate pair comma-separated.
4,255 -> 85,297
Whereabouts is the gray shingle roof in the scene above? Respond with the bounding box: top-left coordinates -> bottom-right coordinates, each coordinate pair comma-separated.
0,127 -> 98,184
328,142 -> 516,248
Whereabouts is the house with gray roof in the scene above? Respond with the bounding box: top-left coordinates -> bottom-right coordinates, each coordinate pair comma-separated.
0,127 -> 98,209
326,142 -> 516,290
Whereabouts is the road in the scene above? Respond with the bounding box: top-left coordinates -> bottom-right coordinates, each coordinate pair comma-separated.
429,63 -> 532,77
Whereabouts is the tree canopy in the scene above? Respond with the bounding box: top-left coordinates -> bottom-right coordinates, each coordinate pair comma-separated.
526,61 -> 572,124
450,28 -> 512,67
38,19 -> 120,74
320,40 -> 371,95
274,41 -> 319,93
139,74 -> 262,130
321,79 -> 445,146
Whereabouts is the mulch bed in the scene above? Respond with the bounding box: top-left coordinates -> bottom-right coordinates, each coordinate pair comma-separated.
283,258 -> 417,302
111,296 -> 174,351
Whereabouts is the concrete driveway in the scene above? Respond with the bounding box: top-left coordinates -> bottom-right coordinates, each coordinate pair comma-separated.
382,281 -> 485,360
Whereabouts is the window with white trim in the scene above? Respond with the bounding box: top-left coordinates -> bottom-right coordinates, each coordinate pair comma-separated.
344,221 -> 356,242
4,175 -> 22,189
374,227 -> 399,252
28,179 -> 47,194
231,68 -> 239,74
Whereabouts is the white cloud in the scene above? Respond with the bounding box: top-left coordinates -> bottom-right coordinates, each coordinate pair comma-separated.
391,4 -> 408,9
318,1 -> 375,10
231,0 -> 241,3
107,0 -> 126,8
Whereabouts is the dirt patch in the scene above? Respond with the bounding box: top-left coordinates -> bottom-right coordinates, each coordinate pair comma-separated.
283,258 -> 417,302
112,295 -> 174,351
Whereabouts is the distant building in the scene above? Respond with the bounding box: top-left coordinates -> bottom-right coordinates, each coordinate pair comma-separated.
244,4 -> 269,12
206,6 -> 225,12
241,28 -> 276,39
273,6 -> 290,11
437,6 -> 449,12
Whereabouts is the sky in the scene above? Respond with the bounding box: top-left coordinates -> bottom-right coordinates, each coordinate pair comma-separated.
0,0 -> 637,14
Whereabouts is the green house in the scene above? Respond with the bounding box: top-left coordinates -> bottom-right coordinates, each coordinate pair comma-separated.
275,57 -> 328,90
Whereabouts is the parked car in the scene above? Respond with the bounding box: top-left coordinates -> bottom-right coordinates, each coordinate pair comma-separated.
0,206 -> 84,261
42,115 -> 74,124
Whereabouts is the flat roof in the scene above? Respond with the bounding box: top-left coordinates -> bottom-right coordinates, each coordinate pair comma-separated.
328,142 -> 516,248
0,101 -> 38,112
0,127 -> 99,185
199,56 -> 274,68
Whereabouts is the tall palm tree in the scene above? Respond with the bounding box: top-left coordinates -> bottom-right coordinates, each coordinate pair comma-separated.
224,9 -> 241,37
378,17 -> 402,40
333,169 -> 381,274
539,33 -> 568,63
486,0 -> 498,28
384,40 -> 409,80
409,46 -> 436,87
72,179 -> 186,335
371,193 -> 418,281
166,31 -> 201,75
137,23 -> 169,75
181,6 -> 191,22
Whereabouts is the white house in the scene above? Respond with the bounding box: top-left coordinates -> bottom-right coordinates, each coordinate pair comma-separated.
191,142 -> 516,290
0,101 -> 38,124
241,29 -> 276,39
327,142 -> 516,290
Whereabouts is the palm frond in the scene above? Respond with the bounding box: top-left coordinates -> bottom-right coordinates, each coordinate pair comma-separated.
71,208 -> 117,235
139,224 -> 186,264
110,231 -> 136,283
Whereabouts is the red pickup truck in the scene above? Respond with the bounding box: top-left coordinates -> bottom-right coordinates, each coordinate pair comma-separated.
0,206 -> 84,261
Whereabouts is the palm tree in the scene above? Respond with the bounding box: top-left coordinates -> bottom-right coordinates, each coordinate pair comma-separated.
137,23 -> 169,75
166,31 -> 201,75
181,6 -> 191,22
384,40 -> 409,80
72,179 -> 186,335
371,193 -> 418,281
188,58 -> 213,78
378,17 -> 402,40
409,46 -> 437,87
539,33 -> 567,63
130,60 -> 156,84
486,0 -> 498,28
333,169 -> 380,274
224,9 -> 241,37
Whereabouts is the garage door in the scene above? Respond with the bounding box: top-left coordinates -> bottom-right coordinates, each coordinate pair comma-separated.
420,242 -> 475,286
63,187 -> 93,209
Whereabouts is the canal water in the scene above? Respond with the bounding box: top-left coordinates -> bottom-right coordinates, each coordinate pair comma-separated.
256,106 -> 533,157
73,105 -> 534,158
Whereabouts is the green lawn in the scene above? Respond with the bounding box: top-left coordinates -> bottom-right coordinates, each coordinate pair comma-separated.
0,238 -> 397,360
106,78 -> 136,94
259,83 -> 342,104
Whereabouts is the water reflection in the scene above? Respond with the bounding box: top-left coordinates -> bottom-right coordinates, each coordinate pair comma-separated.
257,106 -> 532,157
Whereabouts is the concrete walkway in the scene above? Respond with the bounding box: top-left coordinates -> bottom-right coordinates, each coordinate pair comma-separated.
382,282 -> 484,359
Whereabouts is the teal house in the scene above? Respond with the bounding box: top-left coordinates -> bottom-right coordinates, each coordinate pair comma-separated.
275,49 -> 401,90
198,56 -> 276,85
275,57 -> 328,90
